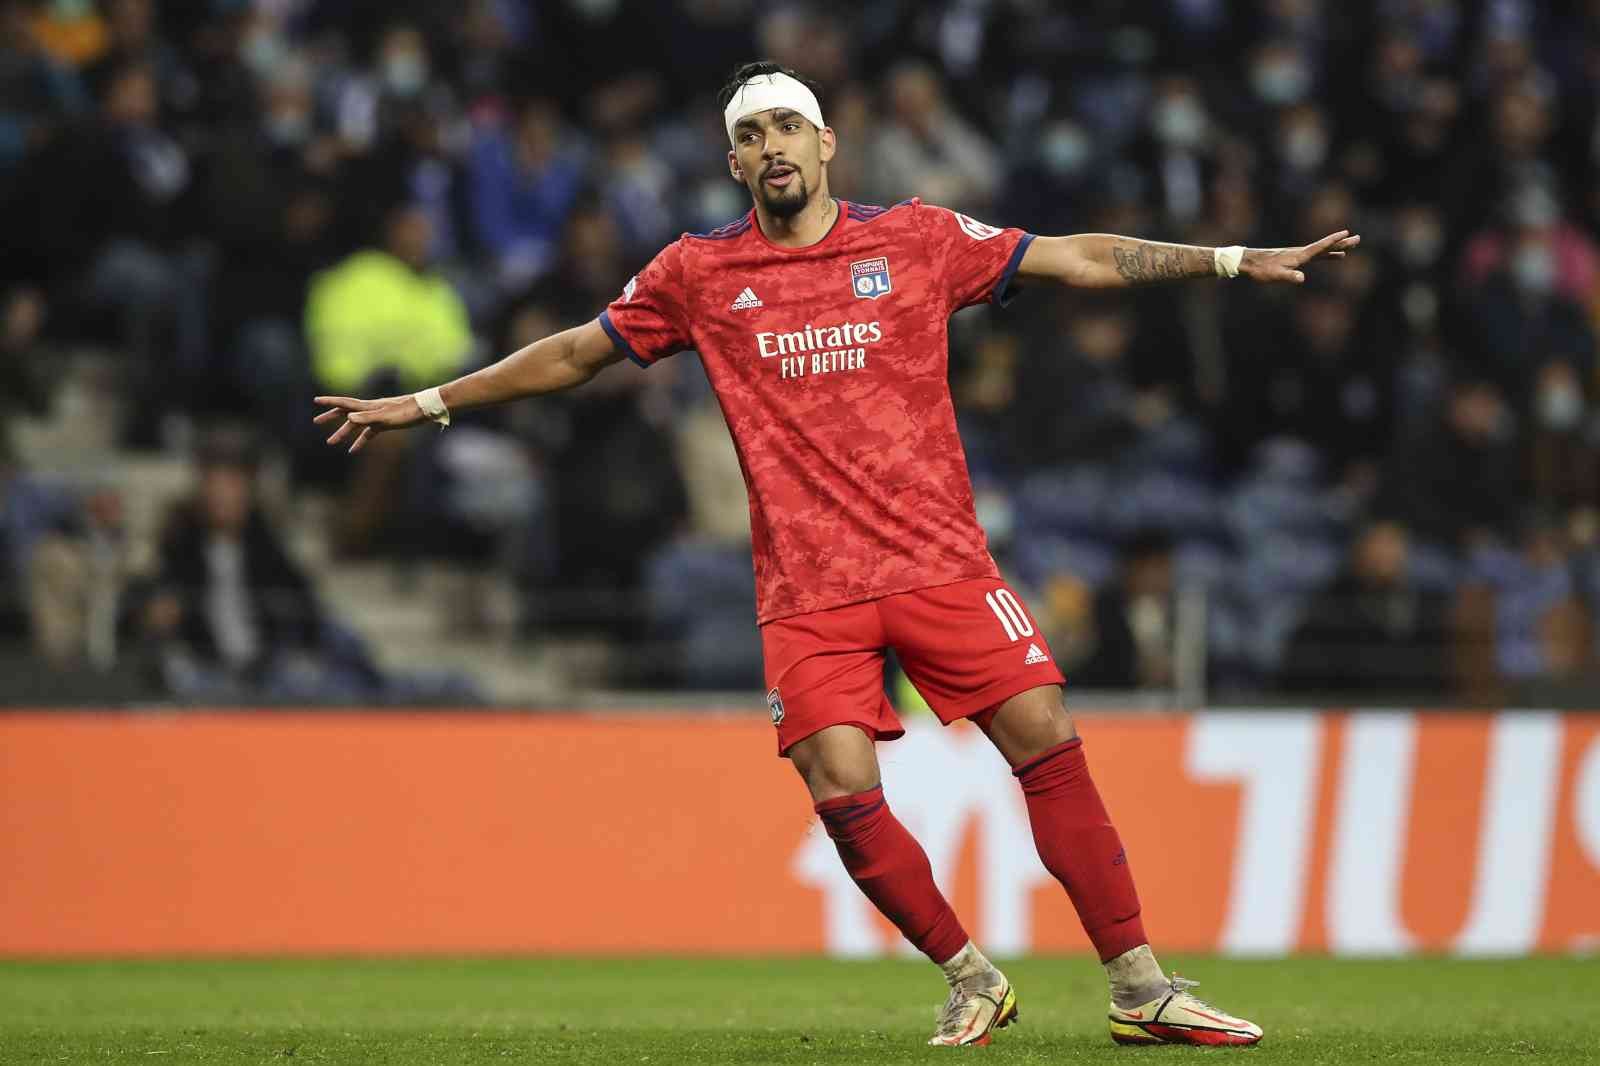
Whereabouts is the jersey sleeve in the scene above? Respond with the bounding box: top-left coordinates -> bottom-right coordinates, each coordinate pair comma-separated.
910,200 -> 1035,313
598,238 -> 691,368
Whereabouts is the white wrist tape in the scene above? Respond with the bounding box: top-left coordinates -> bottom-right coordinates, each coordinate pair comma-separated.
413,386 -> 450,426
1214,246 -> 1245,279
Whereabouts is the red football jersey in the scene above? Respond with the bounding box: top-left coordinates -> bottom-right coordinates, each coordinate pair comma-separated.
600,198 -> 1035,623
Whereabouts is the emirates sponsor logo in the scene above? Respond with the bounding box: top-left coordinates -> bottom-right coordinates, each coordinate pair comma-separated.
757,320 -> 883,382
755,320 -> 882,357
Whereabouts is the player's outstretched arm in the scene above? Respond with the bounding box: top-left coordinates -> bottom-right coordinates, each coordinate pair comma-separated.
314,319 -> 623,453
1017,230 -> 1360,289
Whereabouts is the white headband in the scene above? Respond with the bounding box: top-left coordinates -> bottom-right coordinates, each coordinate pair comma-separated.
723,72 -> 825,145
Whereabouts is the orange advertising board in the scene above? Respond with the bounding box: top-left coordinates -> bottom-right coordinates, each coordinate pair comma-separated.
1,711 -> 1597,957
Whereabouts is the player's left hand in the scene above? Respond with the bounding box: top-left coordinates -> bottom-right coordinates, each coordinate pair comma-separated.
1240,230 -> 1361,285
313,394 -> 427,453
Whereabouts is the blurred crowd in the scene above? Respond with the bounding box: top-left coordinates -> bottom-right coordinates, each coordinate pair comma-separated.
4,0 -> 1600,704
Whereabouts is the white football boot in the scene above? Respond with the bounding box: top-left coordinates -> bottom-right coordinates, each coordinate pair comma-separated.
927,966 -> 1019,1047
1107,974 -> 1262,1046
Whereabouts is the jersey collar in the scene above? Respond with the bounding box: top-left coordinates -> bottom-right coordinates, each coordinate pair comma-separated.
748,197 -> 846,254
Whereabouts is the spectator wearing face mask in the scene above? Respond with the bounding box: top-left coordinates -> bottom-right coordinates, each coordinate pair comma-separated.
1464,224 -> 1596,404
1525,360 -> 1595,516
1260,101 -> 1332,231
1445,84 -> 1556,234
1463,184 -> 1600,307
202,55 -> 336,305
1366,202 -> 1448,352
1390,202 -> 1447,284
1248,40 -> 1316,113
1223,37 -> 1318,170
329,23 -> 440,155
252,54 -> 333,170
1128,76 -> 1217,229
1004,117 -> 1098,236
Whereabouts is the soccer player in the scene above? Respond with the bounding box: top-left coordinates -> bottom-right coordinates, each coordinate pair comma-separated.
316,63 -> 1358,1048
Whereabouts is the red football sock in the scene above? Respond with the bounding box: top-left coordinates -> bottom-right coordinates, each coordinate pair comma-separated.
1015,738 -> 1147,962
815,785 -> 970,963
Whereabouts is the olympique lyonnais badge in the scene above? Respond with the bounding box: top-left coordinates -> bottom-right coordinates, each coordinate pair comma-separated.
767,687 -> 785,726
850,257 -> 892,300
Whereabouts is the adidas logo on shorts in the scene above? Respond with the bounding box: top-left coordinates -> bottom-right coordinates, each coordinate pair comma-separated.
1023,642 -> 1049,665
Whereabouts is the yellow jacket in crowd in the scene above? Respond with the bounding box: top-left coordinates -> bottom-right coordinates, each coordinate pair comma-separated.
305,251 -> 473,394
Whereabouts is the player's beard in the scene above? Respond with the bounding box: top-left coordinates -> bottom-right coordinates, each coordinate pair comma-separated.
758,169 -> 810,219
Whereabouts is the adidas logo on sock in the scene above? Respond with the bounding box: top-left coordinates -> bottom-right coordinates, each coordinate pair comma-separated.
1023,643 -> 1049,665
731,286 -> 763,310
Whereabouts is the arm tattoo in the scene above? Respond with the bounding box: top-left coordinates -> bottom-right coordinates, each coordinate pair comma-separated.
1110,242 -> 1213,285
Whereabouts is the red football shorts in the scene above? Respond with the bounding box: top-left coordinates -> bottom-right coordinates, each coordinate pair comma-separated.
760,577 -> 1066,756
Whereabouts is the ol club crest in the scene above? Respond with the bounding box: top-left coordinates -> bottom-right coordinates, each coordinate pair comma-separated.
850,257 -> 892,300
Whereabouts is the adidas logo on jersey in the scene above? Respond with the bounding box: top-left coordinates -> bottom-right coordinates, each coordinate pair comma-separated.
731,287 -> 763,310
1023,643 -> 1050,665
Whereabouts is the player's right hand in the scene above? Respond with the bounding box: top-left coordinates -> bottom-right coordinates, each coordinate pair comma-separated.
313,394 -> 427,454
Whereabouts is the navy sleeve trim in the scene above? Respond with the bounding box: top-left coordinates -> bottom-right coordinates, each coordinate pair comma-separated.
991,233 -> 1036,308
598,310 -> 652,369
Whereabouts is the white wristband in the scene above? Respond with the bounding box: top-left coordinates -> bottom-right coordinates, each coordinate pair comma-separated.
1214,246 -> 1245,279
413,386 -> 450,426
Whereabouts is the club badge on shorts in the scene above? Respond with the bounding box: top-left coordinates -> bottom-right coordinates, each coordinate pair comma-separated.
767,687 -> 785,726
850,257 -> 891,300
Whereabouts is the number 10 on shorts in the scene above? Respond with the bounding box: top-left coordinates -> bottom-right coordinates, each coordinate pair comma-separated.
985,587 -> 1034,642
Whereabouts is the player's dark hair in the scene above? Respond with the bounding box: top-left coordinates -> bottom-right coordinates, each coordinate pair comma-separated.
716,60 -> 822,114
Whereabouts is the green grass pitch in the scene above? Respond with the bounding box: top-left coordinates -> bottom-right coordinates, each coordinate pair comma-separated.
1,956 -> 1595,1064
